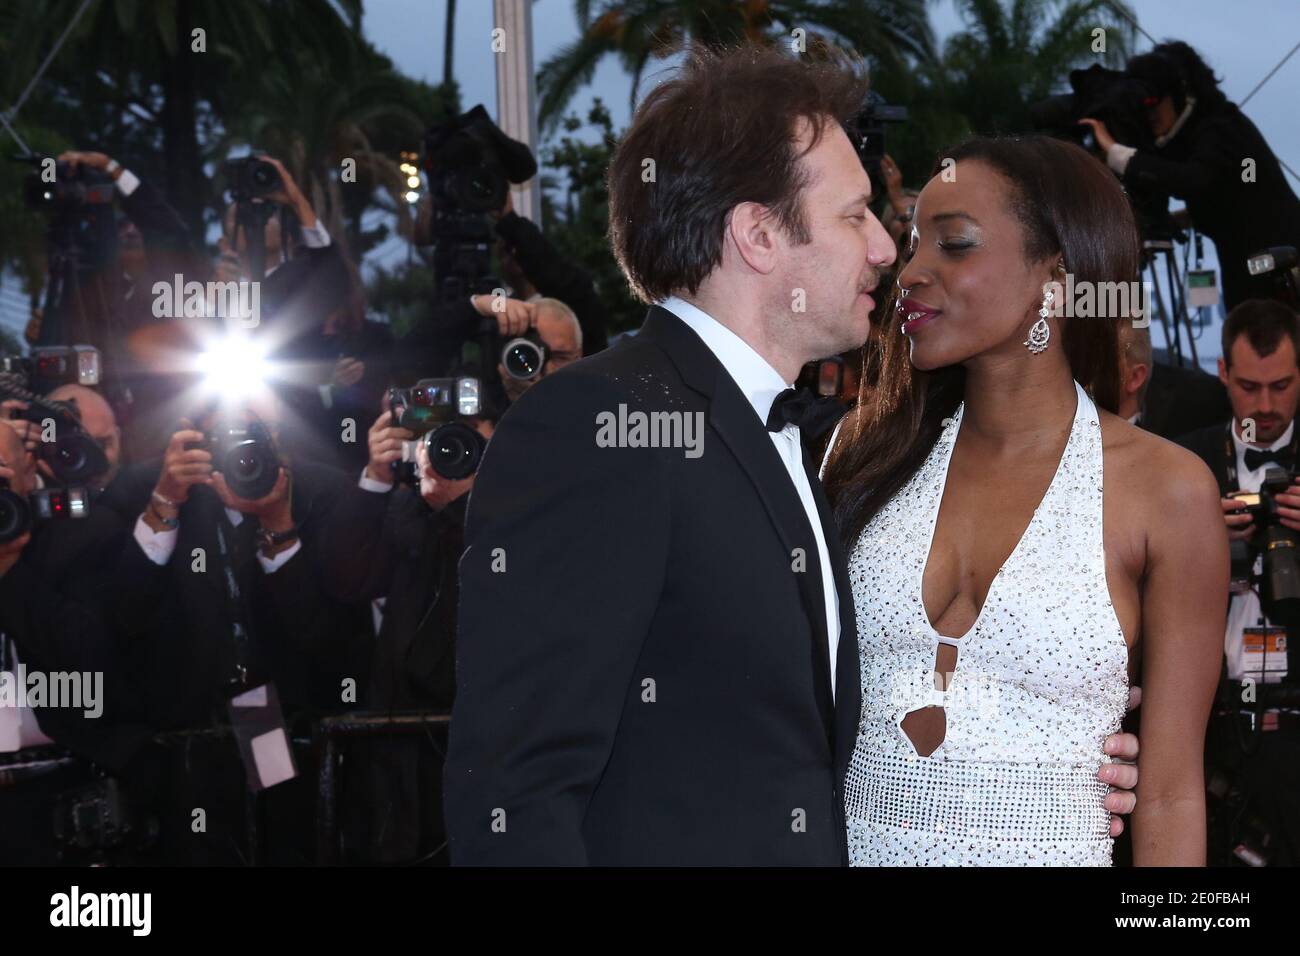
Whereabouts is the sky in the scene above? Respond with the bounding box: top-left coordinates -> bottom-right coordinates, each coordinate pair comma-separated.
361,0 -> 1300,369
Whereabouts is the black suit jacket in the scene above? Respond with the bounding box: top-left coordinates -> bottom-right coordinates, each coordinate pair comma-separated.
444,305 -> 861,865
1141,361 -> 1231,441
1122,102 -> 1300,310
103,459 -> 372,729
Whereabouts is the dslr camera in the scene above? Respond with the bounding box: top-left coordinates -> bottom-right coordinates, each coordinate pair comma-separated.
19,157 -> 116,211
1228,465 -> 1300,622
185,420 -> 281,500
387,377 -> 485,482
222,155 -> 283,202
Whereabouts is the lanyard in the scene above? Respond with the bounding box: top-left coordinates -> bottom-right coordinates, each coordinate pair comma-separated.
214,518 -> 254,690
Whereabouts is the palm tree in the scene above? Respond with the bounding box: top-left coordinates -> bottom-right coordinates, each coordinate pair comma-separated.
211,41 -> 431,260
0,0 -> 367,239
535,0 -> 937,134
936,0 -> 1137,136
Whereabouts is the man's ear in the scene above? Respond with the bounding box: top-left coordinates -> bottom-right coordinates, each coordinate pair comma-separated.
1218,356 -> 1229,387
1132,361 -> 1151,394
727,202 -> 780,277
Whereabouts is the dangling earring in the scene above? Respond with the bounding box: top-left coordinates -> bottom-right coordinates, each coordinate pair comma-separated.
1024,285 -> 1053,354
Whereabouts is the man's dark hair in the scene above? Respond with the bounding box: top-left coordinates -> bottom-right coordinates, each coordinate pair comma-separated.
1222,298 -> 1300,367
1127,40 -> 1226,112
607,43 -> 869,304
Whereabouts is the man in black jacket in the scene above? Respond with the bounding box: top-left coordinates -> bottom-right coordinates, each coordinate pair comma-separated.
444,45 -> 1141,866
1081,42 -> 1300,311
100,389 -> 372,863
1176,298 -> 1300,864
319,404 -> 496,862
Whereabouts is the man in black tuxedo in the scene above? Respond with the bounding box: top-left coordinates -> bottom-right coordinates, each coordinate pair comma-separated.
1176,299 -> 1300,863
444,45 -> 1140,866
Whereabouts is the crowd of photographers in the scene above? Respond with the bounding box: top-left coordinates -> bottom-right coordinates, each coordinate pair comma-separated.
0,108 -> 605,864
2,37 -> 1300,866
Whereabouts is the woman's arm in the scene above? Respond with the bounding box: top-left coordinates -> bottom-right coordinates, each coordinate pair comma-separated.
1131,447 -> 1228,865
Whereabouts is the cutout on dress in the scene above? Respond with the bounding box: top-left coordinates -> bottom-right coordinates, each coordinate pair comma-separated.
901,642 -> 959,756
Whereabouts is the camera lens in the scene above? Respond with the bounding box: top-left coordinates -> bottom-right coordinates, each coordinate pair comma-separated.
502,338 -> 544,380
222,440 -> 278,500
42,433 -> 107,485
424,423 -> 485,480
0,486 -> 31,544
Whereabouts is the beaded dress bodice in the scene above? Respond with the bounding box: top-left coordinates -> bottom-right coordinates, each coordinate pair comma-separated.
843,380 -> 1129,866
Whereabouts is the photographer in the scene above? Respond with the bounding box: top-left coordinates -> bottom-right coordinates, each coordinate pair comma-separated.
102,386 -> 374,863
402,293 -> 581,410
318,397 -> 496,862
488,191 -> 608,356
222,155 -> 395,472
111,387 -> 371,728
48,151 -> 208,463
1080,41 -> 1300,310
1176,298 -> 1300,864
0,420 -> 158,862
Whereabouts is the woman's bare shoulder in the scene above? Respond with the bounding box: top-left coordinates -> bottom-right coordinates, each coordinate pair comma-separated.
1098,410 -> 1221,511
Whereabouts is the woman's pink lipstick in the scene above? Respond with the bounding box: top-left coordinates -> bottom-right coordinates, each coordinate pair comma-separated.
899,296 -> 942,335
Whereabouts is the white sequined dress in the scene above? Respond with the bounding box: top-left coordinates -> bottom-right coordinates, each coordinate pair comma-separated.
843,380 -> 1129,866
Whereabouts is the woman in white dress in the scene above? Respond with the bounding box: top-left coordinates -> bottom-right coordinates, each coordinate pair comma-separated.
822,135 -> 1227,865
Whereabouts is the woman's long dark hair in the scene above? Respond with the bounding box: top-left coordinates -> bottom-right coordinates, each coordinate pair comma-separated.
823,135 -> 1141,550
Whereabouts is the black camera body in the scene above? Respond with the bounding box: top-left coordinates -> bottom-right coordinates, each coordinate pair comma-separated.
421,105 -> 538,305
847,91 -> 908,195
187,421 -> 281,501
0,478 -> 89,544
1029,64 -> 1178,240
21,159 -> 116,211
222,155 -> 283,202
1229,465 -> 1300,622
387,377 -> 486,482
7,400 -> 109,486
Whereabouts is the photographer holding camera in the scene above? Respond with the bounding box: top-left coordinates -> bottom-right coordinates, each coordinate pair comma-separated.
0,410 -> 160,863
316,390 -> 496,862
101,386 -> 374,862
23,149 -> 202,463
487,191 -> 608,357
1079,41 -> 1300,311
221,155 -> 395,472
1177,298 -> 1300,864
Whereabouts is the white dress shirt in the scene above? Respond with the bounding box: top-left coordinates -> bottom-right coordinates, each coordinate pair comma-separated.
1225,418 -> 1295,681
659,296 -> 840,698
133,507 -> 301,573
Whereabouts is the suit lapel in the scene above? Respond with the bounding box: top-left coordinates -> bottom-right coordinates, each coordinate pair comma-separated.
639,306 -> 837,740
800,443 -> 861,783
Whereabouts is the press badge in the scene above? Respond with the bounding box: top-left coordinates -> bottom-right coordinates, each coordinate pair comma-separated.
1241,626 -> 1287,684
225,682 -> 298,792
1186,269 -> 1219,309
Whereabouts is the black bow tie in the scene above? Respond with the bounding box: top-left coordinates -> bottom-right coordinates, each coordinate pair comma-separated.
1244,446 -> 1290,471
766,387 -> 844,438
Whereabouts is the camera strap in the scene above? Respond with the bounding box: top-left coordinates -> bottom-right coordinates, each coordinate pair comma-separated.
214,518 -> 256,691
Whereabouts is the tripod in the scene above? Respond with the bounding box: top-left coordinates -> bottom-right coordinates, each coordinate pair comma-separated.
1142,238 -> 1201,368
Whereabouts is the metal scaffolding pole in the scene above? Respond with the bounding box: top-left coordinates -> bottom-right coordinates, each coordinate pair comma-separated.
493,0 -> 542,226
